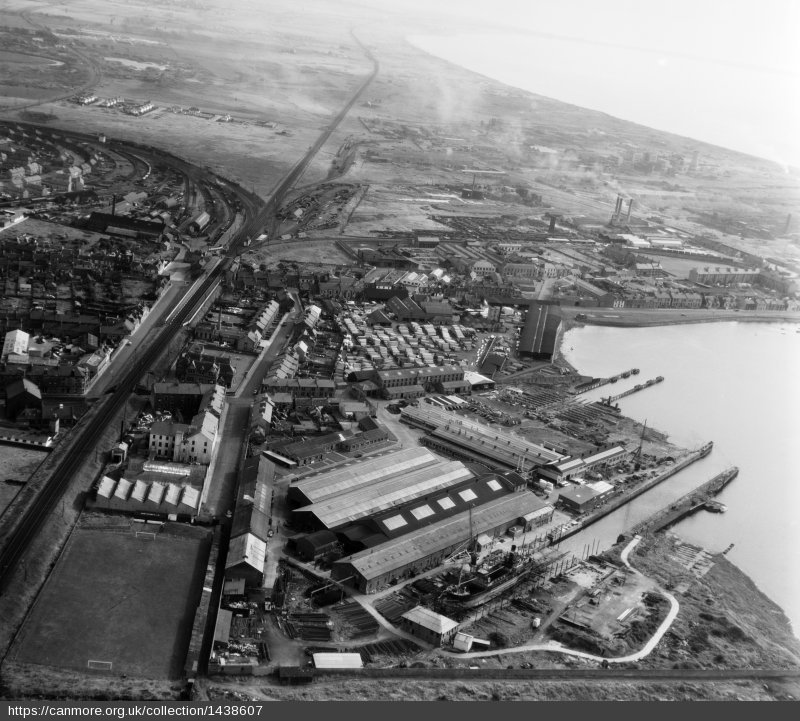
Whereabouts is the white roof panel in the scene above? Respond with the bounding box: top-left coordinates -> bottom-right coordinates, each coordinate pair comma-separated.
383,515 -> 407,531
97,476 -> 116,499
131,480 -> 148,503
181,486 -> 200,509
458,489 -> 477,502
410,504 -> 434,521
114,478 -> 132,500
312,653 -> 363,669
165,483 -> 182,505
147,481 -> 166,505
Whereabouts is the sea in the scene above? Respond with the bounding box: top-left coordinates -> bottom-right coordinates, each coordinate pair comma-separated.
406,31 -> 800,633
408,32 -> 800,169
556,321 -> 800,635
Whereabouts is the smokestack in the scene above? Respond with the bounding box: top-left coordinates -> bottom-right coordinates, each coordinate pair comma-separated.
615,195 -> 623,216
785,213 -> 792,234
111,194 -> 116,216
626,198 -> 634,223
549,215 -> 556,233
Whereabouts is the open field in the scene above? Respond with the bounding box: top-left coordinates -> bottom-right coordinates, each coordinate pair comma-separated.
10,525 -> 211,679
198,676 -> 798,702
243,238 -> 353,268
0,446 -> 49,518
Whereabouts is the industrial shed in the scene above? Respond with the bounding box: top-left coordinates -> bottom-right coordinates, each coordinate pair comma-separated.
331,492 -> 552,593
230,455 -> 276,543
518,303 -> 563,360
225,533 -> 267,586
557,485 -> 602,514
292,460 -> 475,531
312,653 -> 364,669
400,606 -> 459,646
539,445 -> 629,483
5,378 -> 42,421
287,447 -> 439,507
89,475 -> 200,519
296,530 -> 340,562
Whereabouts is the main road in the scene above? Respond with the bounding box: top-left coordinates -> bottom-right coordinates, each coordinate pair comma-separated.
0,35 -> 379,592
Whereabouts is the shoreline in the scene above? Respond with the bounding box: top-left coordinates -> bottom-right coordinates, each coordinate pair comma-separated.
553,313 -> 800,641
404,32 -> 796,169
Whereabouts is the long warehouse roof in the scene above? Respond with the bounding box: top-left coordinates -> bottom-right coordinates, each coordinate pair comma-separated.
294,460 -> 474,529
402,405 -> 565,464
337,492 -> 550,581
288,447 -> 439,505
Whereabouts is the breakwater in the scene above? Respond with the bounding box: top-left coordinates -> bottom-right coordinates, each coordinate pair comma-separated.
550,441 -> 713,545
629,467 -> 739,536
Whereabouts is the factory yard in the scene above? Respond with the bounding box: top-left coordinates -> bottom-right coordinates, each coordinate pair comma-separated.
9,516 -> 211,680
243,238 -> 354,270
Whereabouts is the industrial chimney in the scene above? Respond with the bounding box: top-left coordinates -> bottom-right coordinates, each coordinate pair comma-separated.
626,198 -> 634,223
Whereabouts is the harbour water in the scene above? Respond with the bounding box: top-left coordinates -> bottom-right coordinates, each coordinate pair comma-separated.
560,321 -> 800,635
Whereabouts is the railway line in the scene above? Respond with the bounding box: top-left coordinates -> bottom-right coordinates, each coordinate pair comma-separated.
0,36 -> 379,601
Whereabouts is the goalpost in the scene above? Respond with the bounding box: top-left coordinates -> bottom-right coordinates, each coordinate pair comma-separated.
87,660 -> 113,671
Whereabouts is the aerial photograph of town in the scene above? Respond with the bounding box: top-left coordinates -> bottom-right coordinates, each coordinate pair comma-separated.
0,0 -> 798,707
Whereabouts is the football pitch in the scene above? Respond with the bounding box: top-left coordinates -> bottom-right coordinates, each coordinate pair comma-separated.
12,527 -> 210,679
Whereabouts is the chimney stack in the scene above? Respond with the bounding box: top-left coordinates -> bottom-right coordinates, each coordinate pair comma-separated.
111,194 -> 116,216
626,198 -> 634,223
549,215 -> 557,233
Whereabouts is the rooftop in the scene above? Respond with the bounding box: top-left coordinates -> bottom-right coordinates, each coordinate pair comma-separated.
337,492 -> 550,581
401,606 -> 459,635
294,460 -> 474,529
288,447 -> 439,505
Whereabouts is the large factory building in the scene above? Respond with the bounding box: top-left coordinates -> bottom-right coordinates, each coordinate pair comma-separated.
291,459 -> 475,531
518,303 -> 563,360
330,491 -> 553,593
400,405 -> 566,478
286,447 -> 441,507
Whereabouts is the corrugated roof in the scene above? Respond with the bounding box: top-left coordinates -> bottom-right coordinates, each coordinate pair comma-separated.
294,461 -> 474,529
337,493 -> 550,581
147,481 -> 166,505
131,480 -> 148,503
114,478 -> 133,500
97,476 -> 116,499
226,533 -> 266,572
288,447 -> 439,505
181,486 -> 200,509
401,606 -> 458,635
519,303 -> 562,357
165,483 -> 182,505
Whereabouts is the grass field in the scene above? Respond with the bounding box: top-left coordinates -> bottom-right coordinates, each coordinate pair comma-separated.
11,526 -> 211,679
0,445 -> 49,518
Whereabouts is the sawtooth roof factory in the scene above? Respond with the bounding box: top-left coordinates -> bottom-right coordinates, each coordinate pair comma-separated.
285,446 -> 553,592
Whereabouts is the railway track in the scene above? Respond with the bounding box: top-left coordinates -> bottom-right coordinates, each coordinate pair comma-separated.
0,33 -> 379,602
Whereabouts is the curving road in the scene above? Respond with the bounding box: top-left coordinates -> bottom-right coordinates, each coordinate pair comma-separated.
0,11 -> 103,114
